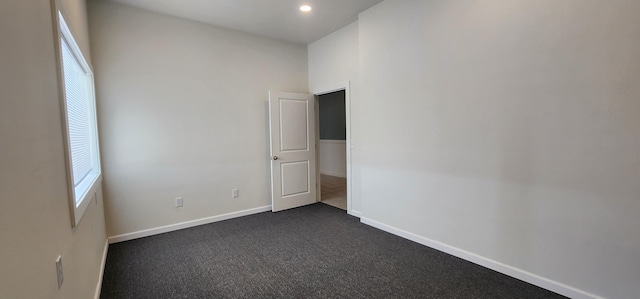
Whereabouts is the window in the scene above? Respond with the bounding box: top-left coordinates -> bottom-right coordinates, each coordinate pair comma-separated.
57,12 -> 101,226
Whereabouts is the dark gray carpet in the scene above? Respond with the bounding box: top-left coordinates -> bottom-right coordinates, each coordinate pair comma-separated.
100,203 -> 566,299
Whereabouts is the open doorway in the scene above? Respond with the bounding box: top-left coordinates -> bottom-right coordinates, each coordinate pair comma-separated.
317,90 -> 347,210
267,82 -> 352,214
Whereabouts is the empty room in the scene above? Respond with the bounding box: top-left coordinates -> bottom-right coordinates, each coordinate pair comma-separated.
1,0 -> 639,298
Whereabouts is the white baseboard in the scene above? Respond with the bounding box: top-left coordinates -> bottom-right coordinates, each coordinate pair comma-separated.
108,206 -> 272,244
320,170 -> 347,178
360,217 -> 602,299
94,239 -> 109,299
348,209 -> 362,218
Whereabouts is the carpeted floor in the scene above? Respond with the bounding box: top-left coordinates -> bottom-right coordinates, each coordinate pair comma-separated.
100,203 -> 566,299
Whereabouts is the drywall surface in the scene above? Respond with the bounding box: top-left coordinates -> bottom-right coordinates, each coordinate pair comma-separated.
319,91 -> 346,140
60,0 -> 91,60
308,21 -> 360,212
0,1 -> 107,298
88,1 -> 308,237
308,22 -> 359,93
319,140 -> 347,178
357,1 -> 640,298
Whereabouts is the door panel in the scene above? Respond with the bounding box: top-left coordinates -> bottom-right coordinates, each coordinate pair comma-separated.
279,99 -> 309,151
269,91 -> 316,212
281,161 -> 309,197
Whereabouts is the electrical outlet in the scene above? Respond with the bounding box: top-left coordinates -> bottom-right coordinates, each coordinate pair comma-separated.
232,189 -> 239,198
175,197 -> 183,207
55,255 -> 64,289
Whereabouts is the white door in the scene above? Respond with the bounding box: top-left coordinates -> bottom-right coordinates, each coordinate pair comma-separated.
268,91 -> 317,212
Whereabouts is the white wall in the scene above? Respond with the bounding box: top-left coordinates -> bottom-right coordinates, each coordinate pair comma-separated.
319,140 -> 347,178
87,0 -> 308,237
308,22 -> 361,213
60,0 -> 91,60
0,0 -> 107,298
357,1 -> 640,298
308,22 -> 359,93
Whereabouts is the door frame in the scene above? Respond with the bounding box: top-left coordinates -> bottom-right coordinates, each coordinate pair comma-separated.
312,81 -> 352,214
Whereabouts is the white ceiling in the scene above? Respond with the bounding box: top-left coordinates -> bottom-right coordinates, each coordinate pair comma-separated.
107,0 -> 383,44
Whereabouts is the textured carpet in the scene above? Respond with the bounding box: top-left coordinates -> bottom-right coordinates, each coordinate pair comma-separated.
100,203 -> 566,299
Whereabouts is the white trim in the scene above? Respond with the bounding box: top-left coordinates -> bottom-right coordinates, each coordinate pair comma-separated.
360,217 -> 602,299
348,210 -> 362,218
319,139 -> 346,144
320,171 -> 347,178
108,206 -> 272,243
312,82 -> 348,95
312,81 -> 352,215
94,239 -> 108,299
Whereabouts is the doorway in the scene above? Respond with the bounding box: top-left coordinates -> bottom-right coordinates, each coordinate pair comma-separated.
313,81 -> 351,213
267,83 -> 352,214
317,90 -> 347,210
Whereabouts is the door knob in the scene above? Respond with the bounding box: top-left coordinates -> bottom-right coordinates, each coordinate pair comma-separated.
273,156 -> 279,160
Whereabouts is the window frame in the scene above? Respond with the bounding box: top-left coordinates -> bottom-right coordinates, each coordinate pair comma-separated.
54,10 -> 102,227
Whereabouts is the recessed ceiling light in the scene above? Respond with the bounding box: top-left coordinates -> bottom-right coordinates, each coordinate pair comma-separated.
300,5 -> 312,12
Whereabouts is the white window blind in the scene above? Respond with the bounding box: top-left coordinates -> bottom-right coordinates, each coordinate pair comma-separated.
61,38 -> 93,188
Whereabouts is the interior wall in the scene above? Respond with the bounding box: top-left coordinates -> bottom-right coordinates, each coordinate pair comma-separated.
87,0 -> 308,237
357,1 -> 640,298
308,21 -> 360,213
60,0 -> 91,60
318,91 -> 347,140
0,0 -> 107,298
318,91 -> 347,177
318,140 -> 347,178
